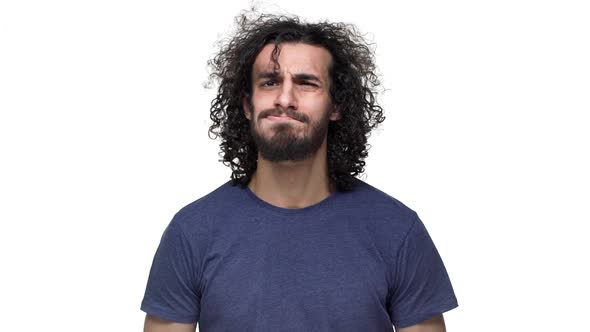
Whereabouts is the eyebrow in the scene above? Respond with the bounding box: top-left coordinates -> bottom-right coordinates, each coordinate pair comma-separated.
255,71 -> 323,84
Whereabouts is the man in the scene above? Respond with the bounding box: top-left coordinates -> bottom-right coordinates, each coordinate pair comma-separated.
141,11 -> 458,332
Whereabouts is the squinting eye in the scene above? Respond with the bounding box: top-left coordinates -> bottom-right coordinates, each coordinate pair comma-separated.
301,82 -> 317,87
262,80 -> 277,87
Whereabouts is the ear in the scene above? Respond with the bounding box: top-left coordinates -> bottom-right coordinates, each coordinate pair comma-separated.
329,105 -> 341,121
242,95 -> 251,120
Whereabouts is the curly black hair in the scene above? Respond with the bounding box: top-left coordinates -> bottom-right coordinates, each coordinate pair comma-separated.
206,10 -> 386,192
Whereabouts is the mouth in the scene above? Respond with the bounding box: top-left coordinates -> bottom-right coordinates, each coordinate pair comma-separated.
265,115 -> 300,122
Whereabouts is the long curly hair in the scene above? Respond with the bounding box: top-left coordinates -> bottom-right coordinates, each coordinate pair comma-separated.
206,11 -> 386,192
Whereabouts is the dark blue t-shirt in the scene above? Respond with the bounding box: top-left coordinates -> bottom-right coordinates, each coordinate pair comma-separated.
140,178 -> 458,331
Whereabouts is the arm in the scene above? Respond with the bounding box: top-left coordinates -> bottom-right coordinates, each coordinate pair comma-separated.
396,314 -> 446,332
144,314 -> 197,332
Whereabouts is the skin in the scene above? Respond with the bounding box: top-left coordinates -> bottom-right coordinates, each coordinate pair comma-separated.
243,42 -> 341,209
144,42 -> 448,332
143,314 -> 196,332
397,314 -> 447,332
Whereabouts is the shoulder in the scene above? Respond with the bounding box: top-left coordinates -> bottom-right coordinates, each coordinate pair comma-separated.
345,178 -> 418,227
332,178 -> 421,253
169,180 -> 238,234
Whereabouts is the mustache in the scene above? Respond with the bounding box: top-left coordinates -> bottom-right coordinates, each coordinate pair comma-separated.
259,109 -> 307,122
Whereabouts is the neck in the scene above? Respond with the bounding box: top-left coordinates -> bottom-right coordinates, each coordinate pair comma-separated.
247,138 -> 335,209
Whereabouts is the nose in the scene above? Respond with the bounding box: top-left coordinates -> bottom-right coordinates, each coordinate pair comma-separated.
274,80 -> 297,111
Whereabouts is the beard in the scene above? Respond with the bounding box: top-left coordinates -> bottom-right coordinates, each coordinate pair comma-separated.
248,102 -> 332,162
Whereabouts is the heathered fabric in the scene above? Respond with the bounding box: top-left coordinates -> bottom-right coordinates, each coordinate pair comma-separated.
141,178 -> 458,331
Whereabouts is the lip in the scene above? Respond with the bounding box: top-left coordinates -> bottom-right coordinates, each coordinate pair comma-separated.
265,115 -> 300,122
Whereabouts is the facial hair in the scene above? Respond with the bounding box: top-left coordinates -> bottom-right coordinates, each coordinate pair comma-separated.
248,102 -> 332,162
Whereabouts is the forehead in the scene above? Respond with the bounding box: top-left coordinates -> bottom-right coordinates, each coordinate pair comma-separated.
252,43 -> 333,79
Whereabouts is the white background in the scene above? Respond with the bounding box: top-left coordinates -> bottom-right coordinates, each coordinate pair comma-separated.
1,0 -> 588,331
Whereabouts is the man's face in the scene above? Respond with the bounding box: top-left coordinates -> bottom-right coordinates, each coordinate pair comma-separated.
244,42 -> 341,162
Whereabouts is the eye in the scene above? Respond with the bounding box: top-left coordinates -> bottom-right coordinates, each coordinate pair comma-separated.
262,80 -> 277,87
300,81 -> 318,87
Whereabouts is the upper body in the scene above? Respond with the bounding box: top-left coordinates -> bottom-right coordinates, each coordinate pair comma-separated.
141,178 -> 458,331
142,10 -> 458,331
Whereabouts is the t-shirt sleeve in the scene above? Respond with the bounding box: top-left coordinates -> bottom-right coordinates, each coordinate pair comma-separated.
387,212 -> 459,328
140,219 -> 201,324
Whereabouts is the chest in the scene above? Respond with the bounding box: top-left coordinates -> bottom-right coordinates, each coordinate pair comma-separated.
198,215 -> 392,331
